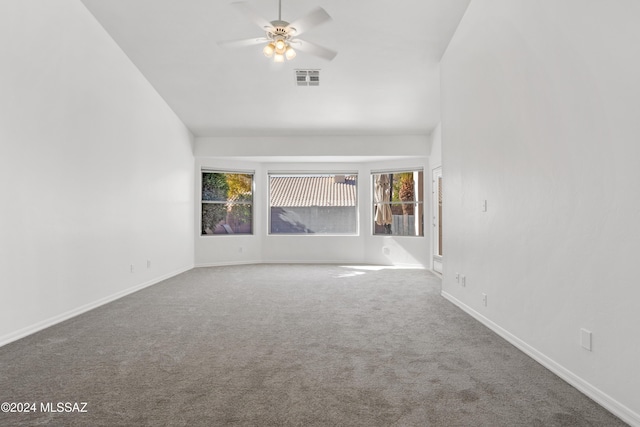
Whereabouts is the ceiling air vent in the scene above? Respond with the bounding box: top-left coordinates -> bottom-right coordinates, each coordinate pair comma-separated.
295,69 -> 320,87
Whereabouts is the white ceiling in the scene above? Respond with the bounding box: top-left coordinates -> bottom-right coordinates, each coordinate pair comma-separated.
80,0 -> 470,138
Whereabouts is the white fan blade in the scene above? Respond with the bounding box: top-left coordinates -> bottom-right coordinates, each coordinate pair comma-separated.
285,7 -> 332,36
290,39 -> 337,61
231,2 -> 274,31
218,37 -> 269,49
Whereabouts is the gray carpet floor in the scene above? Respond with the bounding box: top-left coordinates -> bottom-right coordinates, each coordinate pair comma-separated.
0,264 -> 627,426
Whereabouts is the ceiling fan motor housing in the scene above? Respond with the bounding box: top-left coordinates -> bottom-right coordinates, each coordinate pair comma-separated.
269,20 -> 295,38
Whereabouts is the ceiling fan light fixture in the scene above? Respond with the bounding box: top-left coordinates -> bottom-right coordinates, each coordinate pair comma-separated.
263,42 -> 275,57
274,38 -> 287,53
274,53 -> 285,63
285,46 -> 296,60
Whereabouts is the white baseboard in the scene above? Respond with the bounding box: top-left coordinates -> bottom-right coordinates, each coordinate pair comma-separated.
261,260 -> 426,268
195,260 -> 428,269
261,259 -> 365,265
195,260 -> 262,268
441,291 -> 640,427
0,264 -> 194,348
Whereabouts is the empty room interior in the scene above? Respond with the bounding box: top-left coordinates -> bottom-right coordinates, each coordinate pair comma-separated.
1,0 -> 639,426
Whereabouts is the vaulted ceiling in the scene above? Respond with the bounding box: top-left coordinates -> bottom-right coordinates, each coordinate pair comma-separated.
80,0 -> 470,137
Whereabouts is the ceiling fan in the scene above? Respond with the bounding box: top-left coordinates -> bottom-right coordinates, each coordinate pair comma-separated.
218,0 -> 337,62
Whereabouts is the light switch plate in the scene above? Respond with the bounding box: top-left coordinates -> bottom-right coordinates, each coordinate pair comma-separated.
580,328 -> 592,351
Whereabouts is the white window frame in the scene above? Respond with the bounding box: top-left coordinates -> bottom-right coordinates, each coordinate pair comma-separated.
268,171 -> 359,236
371,168 -> 424,237
200,169 -> 254,236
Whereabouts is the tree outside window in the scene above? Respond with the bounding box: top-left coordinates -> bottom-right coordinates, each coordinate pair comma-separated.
201,172 -> 253,235
373,170 -> 423,236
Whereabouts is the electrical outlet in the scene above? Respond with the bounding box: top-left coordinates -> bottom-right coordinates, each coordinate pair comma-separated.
482,293 -> 487,306
461,275 -> 466,287
238,246 -> 243,253
130,264 -> 134,273
455,272 -> 460,283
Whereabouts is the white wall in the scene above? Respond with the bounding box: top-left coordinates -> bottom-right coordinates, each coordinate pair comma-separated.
429,123 -> 442,169
196,135 -> 429,159
441,1 -> 640,424
195,136 -> 431,268
0,0 -> 195,345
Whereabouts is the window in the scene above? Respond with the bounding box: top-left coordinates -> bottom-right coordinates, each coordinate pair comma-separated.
372,170 -> 424,236
269,173 -> 358,234
201,171 -> 253,235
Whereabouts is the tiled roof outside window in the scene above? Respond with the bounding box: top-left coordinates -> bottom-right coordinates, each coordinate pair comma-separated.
270,175 -> 357,207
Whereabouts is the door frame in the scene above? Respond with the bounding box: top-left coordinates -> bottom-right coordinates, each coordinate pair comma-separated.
432,166 -> 443,273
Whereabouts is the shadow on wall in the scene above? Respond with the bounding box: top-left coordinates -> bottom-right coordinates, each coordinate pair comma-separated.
270,207 -> 358,234
270,208 -> 314,234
